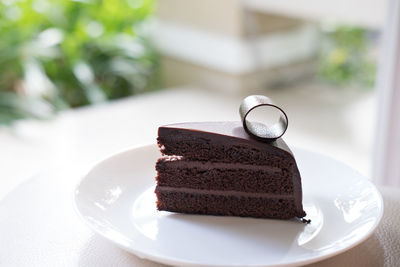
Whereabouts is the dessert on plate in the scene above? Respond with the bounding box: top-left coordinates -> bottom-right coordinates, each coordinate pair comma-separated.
155,95 -> 306,220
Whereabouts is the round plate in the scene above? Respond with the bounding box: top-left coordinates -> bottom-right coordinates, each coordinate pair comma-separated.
74,144 -> 383,267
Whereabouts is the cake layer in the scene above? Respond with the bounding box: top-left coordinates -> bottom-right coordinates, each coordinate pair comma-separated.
156,159 -> 294,194
155,186 -> 306,219
158,121 -> 294,166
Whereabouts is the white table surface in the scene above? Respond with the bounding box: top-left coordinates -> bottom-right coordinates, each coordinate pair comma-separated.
1,85 -> 391,266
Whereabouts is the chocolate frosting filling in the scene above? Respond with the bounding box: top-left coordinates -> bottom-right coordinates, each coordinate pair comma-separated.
157,186 -> 297,199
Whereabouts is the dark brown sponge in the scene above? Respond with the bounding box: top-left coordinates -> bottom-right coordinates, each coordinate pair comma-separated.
155,187 -> 304,219
157,133 -> 292,167
156,159 -> 295,194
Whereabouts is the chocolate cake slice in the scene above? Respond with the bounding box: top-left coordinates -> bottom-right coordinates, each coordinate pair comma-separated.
155,121 -> 306,219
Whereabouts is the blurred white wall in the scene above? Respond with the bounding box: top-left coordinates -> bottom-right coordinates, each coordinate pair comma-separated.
244,0 -> 386,29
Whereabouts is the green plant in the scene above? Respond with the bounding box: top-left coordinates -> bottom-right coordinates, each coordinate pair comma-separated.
0,0 -> 158,125
318,25 -> 377,88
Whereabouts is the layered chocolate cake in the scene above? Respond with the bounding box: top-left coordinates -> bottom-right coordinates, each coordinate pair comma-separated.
155,121 -> 306,219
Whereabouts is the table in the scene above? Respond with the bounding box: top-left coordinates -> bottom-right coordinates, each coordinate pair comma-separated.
0,168 -> 399,266
1,86 -> 393,266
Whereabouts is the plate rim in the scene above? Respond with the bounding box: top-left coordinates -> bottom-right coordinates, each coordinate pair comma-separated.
73,144 -> 384,267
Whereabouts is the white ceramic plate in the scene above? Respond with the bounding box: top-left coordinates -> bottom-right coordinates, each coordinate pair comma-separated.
74,144 -> 383,267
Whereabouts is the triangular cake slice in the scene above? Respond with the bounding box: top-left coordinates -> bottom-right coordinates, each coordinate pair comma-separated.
155,121 -> 306,219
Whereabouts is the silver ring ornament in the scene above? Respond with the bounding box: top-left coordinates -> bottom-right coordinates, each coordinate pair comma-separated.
239,95 -> 288,142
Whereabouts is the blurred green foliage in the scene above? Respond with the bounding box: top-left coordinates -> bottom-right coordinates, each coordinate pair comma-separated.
318,25 -> 377,88
0,0 -> 158,125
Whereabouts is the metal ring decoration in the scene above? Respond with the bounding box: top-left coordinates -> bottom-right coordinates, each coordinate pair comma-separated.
239,95 -> 288,142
